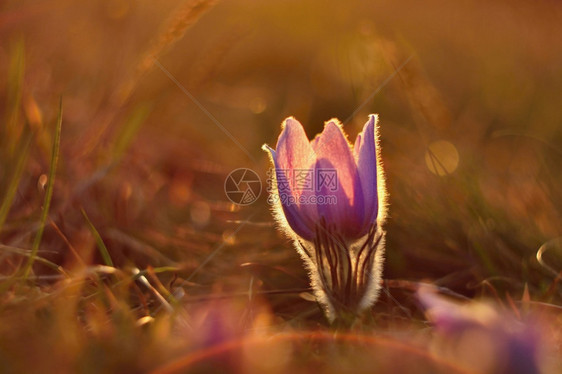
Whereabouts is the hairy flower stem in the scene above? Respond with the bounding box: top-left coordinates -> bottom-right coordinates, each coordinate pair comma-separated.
300,217 -> 385,324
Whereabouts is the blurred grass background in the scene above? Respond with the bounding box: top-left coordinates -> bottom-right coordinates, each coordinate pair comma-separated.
1,0 -> 561,372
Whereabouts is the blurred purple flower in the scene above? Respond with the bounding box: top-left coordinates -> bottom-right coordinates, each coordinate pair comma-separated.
418,285 -> 541,374
263,115 -> 387,323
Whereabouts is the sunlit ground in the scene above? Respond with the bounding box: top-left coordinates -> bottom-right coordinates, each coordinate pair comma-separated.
1,0 -> 561,373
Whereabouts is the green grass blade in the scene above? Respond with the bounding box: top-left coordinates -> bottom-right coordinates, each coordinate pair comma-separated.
111,104 -> 151,161
22,98 -> 62,279
81,208 -> 114,267
3,38 -> 25,156
0,131 -> 32,232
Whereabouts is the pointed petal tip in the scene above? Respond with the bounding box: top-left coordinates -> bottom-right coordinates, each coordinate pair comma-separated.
320,118 -> 350,141
282,116 -> 302,130
261,144 -> 277,163
261,143 -> 274,152
324,118 -> 344,130
321,118 -> 355,151
363,114 -> 378,132
368,113 -> 379,122
275,115 -> 315,172
279,117 -> 310,145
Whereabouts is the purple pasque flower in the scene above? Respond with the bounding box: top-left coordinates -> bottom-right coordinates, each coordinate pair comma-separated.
263,115 -> 383,241
417,285 -> 541,374
263,115 -> 387,323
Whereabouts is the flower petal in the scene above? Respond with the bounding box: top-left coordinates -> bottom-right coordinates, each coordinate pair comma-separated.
263,145 -> 315,240
353,132 -> 362,160
313,120 -> 364,238
355,115 -> 379,229
276,118 -> 316,172
270,117 -> 320,239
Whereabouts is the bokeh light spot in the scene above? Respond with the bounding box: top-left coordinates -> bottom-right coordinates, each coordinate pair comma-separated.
425,140 -> 459,176
38,174 -> 48,191
228,203 -> 241,212
190,201 -> 211,228
169,176 -> 192,206
222,229 -> 236,245
249,97 -> 267,114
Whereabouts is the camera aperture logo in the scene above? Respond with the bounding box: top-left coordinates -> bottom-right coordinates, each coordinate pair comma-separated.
224,168 -> 262,206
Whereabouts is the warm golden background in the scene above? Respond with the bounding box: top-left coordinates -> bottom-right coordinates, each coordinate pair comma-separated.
1,0 -> 561,372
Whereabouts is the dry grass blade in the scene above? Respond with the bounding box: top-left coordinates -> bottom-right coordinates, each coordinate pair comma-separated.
0,244 -> 64,274
132,267 -> 173,313
135,0 -> 220,78
82,0 -> 219,155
